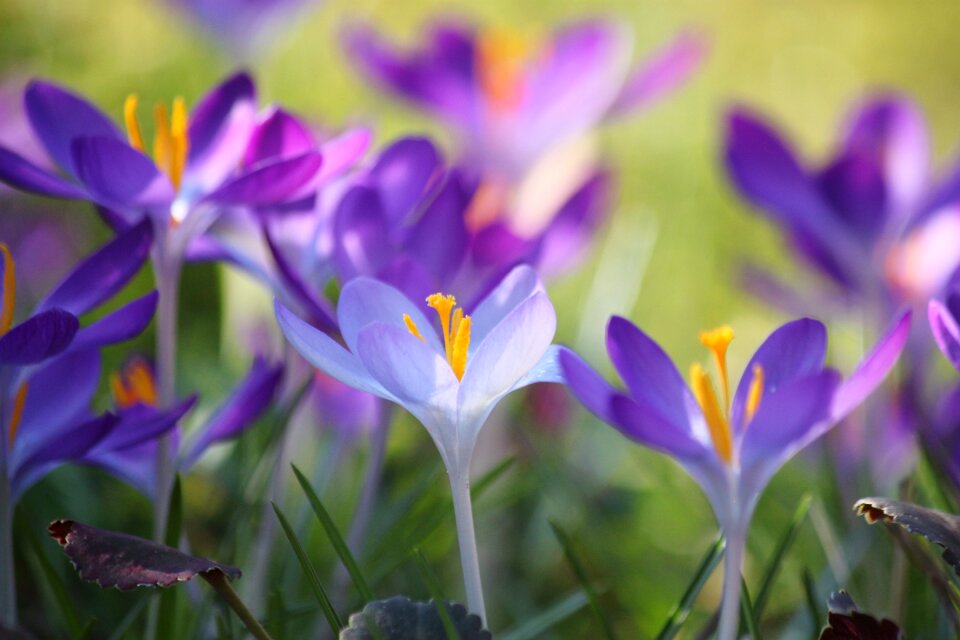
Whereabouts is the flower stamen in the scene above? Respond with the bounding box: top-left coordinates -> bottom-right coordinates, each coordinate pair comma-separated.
745,364 -> 765,423
110,358 -> 158,408
0,244 -> 15,336
690,362 -> 733,463
404,313 -> 425,342
699,325 -> 734,410
7,382 -> 27,446
424,293 -> 472,381
123,94 -> 190,191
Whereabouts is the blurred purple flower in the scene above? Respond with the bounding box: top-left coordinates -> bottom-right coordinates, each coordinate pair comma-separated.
930,290 -> 960,372
275,264 -> 563,622
725,97 -> 960,310
345,19 -> 706,177
560,312 -> 910,640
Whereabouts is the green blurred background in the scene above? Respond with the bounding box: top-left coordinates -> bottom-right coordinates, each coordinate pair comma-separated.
4,0 -> 960,636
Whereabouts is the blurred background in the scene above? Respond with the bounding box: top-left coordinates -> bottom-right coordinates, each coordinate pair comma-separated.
4,0 -> 960,637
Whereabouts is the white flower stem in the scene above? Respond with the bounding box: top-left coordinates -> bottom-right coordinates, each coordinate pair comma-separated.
449,467 -> 486,625
0,471 -> 15,628
717,525 -> 746,640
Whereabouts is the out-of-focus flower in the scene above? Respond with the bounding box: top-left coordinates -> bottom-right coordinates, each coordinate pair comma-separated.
726,97 -> 960,310
84,354 -> 283,497
560,312 -> 910,640
345,19 -> 705,178
169,0 -> 320,59
275,264 -> 563,623
930,290 -> 960,372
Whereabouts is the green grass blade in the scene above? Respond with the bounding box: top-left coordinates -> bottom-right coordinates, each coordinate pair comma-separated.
76,617 -> 97,640
499,591 -> 590,640
752,494 -> 811,621
654,534 -> 724,640
801,569 -> 821,631
411,548 -> 460,640
548,521 -> 618,640
291,463 -> 374,602
105,597 -> 150,640
739,577 -> 760,640
272,502 -> 342,633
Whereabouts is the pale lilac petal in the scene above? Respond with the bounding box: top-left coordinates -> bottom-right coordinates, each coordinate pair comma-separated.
610,30 -> 708,116
510,344 -> 565,389
316,127 -> 371,182
468,264 -> 544,344
832,310 -> 911,421
337,277 -> 442,355
71,136 -> 174,210
206,151 -> 322,205
25,80 -> 122,175
0,146 -> 86,198
274,299 -> 389,399
930,299 -> 960,371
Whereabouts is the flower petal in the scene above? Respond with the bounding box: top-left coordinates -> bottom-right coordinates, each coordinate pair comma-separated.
403,171 -> 470,280
610,394 -> 709,459
468,264 -> 544,345
317,127 -> 371,182
262,226 -> 339,334
610,30 -> 708,115
930,299 -> 960,372
274,299 -> 389,399
206,151 -> 323,205
337,276 -> 443,355
188,72 -> 256,166
25,80 -> 122,175
68,292 -> 158,352
0,146 -> 87,198
71,136 -> 173,210
93,398 -> 194,453
332,185 -> 392,280
39,219 -> 152,315
369,137 -> 441,220
559,348 -> 617,423
0,308 -> 79,365
242,107 -> 315,167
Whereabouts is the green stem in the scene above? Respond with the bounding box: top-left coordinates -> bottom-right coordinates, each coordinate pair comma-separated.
202,570 -> 274,640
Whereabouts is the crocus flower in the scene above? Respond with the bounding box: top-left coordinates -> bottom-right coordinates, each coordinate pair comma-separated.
344,19 -> 705,178
275,264 -> 563,623
0,222 -> 178,626
929,288 -> 960,373
560,312 -> 910,640
726,96 -> 960,312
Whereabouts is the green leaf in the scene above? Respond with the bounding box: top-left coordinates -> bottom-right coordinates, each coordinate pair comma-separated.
272,502 -> 343,633
292,463 -> 374,602
753,493 -> 812,620
739,577 -> 760,640
499,591 -> 590,640
411,548 -> 460,640
654,534 -> 724,640
548,521 -> 617,640
801,569 -> 820,631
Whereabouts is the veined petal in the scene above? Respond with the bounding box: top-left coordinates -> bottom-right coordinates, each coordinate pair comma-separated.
337,277 -> 443,355
0,308 -> 79,365
0,146 -> 87,198
831,309 -> 911,421
468,264 -> 544,344
559,348 -> 617,423
71,136 -> 174,210
39,220 -> 153,315
274,299 -> 390,399
931,299 -> 960,371
458,292 -> 556,422
25,80 -> 122,175
67,292 -> 158,352
730,318 -> 827,433
610,30 -> 708,116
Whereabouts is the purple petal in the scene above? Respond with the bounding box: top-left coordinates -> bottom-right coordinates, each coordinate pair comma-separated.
274,299 -> 389,399
243,107 -> 315,167
536,170 -> 612,277
206,151 -> 322,205
180,358 -> 283,470
832,310 -> 911,421
332,185 -> 392,280
0,308 -> 78,365
606,316 -> 695,433
93,399 -> 194,454
71,136 -> 173,210
25,80 -> 122,175
68,292 -> 158,352
310,371 -> 381,440
39,220 -> 153,315
375,256 -> 436,304
316,127 -> 371,182
610,30 -> 708,116
403,171 -> 470,280
262,226 -> 338,334
337,277 -> 443,355
370,137 -> 441,220
188,72 -> 256,165
931,299 -> 960,372
0,146 -> 87,198
730,318 -> 827,433
817,152 -> 887,241
609,394 -> 708,459
468,264 -> 544,344
559,348 -> 617,423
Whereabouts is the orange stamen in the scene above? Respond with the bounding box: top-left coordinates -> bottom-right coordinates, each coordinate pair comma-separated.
0,244 -> 15,336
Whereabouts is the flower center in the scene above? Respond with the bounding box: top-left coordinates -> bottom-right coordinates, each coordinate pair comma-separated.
110,358 -> 158,409
124,94 -> 190,192
475,29 -> 534,112
689,326 -> 765,464
0,244 -> 16,337
404,293 -> 472,381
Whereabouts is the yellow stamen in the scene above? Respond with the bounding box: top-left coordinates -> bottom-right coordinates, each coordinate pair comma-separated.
7,382 -> 27,445
689,363 -> 733,464
699,325 -> 735,410
110,359 -> 158,409
0,244 -> 15,336
169,97 -> 189,190
123,94 -> 145,152
476,29 -> 531,111
110,372 -> 133,408
153,102 -> 173,183
451,316 -> 471,381
404,313 -> 425,342
745,364 -> 765,424
426,293 -> 458,361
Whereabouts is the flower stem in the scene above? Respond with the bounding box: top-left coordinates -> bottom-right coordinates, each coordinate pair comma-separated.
0,472 -> 15,628
152,257 -> 181,542
202,570 -> 274,640
449,467 -> 486,625
717,527 -> 746,640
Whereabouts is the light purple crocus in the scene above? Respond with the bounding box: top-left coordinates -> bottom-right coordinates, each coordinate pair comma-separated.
275,264 -> 563,623
345,19 -> 705,179
560,312 -> 910,640
726,96 -> 960,312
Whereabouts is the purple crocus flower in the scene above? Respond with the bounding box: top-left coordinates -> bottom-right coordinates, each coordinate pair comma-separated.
275,264 -> 563,623
344,19 -> 706,178
0,222 -> 180,627
726,96 -> 960,311
560,312 -> 910,640
930,290 -> 960,373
